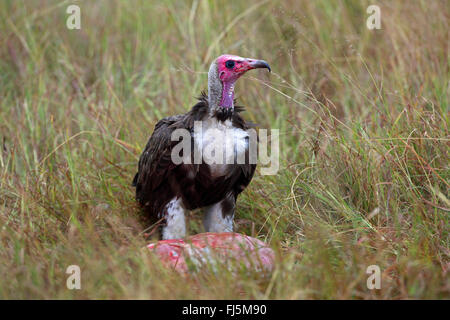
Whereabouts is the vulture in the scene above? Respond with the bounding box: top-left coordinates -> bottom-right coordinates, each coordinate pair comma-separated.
132,54 -> 271,239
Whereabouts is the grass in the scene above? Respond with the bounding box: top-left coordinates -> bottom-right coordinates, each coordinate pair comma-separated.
0,0 -> 448,299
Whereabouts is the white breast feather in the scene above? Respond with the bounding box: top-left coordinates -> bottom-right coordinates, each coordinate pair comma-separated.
193,118 -> 248,176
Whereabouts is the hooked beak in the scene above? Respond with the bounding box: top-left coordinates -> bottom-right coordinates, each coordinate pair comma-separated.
248,59 -> 271,72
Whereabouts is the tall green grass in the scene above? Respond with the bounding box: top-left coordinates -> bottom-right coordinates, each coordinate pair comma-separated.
0,0 -> 448,299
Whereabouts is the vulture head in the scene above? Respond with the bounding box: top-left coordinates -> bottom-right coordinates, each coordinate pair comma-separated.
208,54 -> 270,115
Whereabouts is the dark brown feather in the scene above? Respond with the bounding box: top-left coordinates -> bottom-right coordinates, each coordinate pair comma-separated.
133,93 -> 256,218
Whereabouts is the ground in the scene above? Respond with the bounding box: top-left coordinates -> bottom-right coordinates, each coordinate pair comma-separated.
0,0 -> 448,299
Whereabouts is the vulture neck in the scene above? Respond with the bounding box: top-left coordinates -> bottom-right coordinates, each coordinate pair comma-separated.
207,62 -> 235,120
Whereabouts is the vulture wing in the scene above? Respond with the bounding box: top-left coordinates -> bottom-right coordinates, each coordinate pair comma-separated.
132,95 -> 209,216
132,114 -> 183,205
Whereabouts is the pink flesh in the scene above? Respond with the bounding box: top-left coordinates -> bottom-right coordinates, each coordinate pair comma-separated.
147,232 -> 275,274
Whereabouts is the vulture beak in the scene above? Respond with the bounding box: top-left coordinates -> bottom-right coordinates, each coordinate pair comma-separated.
248,59 -> 271,72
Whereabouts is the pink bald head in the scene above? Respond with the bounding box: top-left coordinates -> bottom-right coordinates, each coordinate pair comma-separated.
214,54 -> 270,108
216,54 -> 271,83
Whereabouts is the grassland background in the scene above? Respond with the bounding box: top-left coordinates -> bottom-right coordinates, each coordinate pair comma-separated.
0,0 -> 448,299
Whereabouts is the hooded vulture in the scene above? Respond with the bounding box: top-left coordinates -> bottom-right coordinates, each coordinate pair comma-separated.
133,54 -> 271,239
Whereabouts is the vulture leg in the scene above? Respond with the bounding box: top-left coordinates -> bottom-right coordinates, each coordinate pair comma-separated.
203,193 -> 235,233
161,197 -> 187,240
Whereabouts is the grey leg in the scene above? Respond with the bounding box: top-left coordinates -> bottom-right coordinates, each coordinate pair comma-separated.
161,197 -> 187,239
203,193 -> 235,233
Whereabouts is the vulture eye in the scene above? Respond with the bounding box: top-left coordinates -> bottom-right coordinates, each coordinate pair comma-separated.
225,60 -> 235,69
